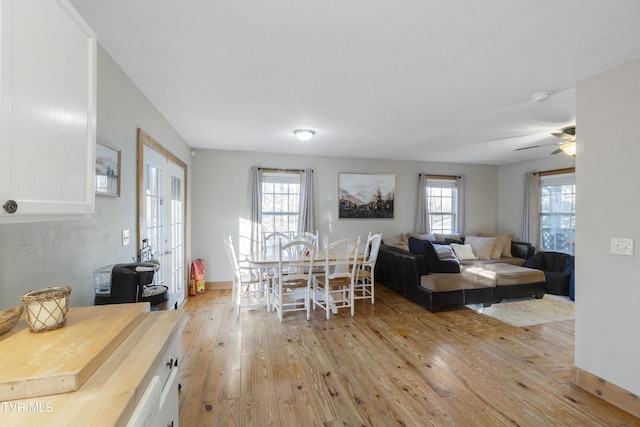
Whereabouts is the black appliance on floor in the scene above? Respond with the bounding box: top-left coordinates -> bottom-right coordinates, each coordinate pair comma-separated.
94,262 -> 167,306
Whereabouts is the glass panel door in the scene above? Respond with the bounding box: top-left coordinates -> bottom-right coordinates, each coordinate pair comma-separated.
141,145 -> 185,307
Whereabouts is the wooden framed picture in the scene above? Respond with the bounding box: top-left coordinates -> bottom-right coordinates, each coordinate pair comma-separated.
95,140 -> 121,197
338,173 -> 395,218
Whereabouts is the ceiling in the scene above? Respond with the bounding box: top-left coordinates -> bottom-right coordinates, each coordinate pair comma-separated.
69,0 -> 640,165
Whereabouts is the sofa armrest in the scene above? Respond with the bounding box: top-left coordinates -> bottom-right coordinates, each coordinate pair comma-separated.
511,241 -> 534,260
377,244 -> 428,296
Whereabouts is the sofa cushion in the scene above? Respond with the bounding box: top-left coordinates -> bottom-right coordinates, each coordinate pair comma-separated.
435,233 -> 461,242
409,232 -> 437,241
478,233 -> 513,258
464,236 -> 498,259
385,233 -> 409,251
451,243 -> 477,260
408,237 -> 460,273
432,244 -> 457,261
463,263 -> 545,286
420,271 -> 495,292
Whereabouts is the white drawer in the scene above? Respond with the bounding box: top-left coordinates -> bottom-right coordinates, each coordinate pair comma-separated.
152,335 -> 179,391
127,334 -> 180,427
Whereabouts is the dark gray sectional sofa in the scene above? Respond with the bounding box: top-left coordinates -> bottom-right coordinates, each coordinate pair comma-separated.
374,240 -> 546,312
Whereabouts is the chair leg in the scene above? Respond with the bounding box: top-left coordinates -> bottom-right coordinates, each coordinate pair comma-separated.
325,286 -> 330,320
350,283 -> 354,317
306,285 -> 310,321
371,278 -> 375,304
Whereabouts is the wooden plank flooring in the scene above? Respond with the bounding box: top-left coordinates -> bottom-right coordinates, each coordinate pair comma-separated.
177,287 -> 639,426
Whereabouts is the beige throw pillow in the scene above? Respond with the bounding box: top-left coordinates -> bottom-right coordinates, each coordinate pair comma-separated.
464,236 -> 498,259
451,243 -> 477,260
386,234 -> 409,251
478,233 -> 513,257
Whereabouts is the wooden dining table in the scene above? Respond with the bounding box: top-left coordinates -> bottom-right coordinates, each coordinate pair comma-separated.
245,247 -> 363,269
245,246 -> 364,315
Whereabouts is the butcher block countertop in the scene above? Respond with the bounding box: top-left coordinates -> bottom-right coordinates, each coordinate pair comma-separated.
0,304 -> 183,426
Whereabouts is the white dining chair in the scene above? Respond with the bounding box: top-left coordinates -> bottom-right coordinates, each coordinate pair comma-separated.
294,230 -> 319,251
223,234 -> 266,316
273,240 -> 315,322
355,232 -> 382,304
312,237 -> 360,319
262,232 -> 291,309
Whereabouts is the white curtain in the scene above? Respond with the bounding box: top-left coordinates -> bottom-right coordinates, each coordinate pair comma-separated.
456,175 -> 465,236
414,173 -> 429,233
522,171 -> 540,249
298,168 -> 315,234
249,166 -> 262,253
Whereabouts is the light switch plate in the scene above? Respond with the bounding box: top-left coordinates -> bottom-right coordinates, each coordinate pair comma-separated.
122,229 -> 130,246
610,237 -> 634,256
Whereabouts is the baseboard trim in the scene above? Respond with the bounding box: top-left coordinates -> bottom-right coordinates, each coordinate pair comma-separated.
573,367 -> 640,418
206,281 -> 232,290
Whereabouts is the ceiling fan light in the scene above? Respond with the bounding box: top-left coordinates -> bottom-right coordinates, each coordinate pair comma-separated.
560,142 -> 576,156
293,129 -> 315,142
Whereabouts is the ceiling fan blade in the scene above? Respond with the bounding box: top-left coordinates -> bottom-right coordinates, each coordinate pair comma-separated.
551,132 -> 573,140
514,142 -> 561,152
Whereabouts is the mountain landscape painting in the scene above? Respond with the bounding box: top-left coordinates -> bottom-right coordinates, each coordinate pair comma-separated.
338,173 -> 395,219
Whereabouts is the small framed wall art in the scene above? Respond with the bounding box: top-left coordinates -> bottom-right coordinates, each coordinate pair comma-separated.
338,173 -> 395,218
95,140 -> 121,197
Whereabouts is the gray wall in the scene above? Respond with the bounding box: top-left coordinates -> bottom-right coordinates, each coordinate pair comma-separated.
575,57 -> 640,395
0,45 -> 192,310
192,149 -> 499,282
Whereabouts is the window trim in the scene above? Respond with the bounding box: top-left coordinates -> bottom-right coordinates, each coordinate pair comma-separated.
538,168 -> 575,254
426,175 -> 459,235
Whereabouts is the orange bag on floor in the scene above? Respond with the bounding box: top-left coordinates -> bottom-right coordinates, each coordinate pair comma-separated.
189,259 -> 206,296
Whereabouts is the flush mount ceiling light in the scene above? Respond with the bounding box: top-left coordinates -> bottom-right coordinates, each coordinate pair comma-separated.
532,91 -> 552,102
293,129 -> 315,142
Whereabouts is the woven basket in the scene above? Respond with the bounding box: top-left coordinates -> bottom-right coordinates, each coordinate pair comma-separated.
21,286 -> 72,333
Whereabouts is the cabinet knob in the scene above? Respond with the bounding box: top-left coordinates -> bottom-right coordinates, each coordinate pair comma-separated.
3,200 -> 18,214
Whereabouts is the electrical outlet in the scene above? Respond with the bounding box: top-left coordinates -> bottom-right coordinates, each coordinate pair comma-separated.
610,237 -> 634,256
122,229 -> 130,246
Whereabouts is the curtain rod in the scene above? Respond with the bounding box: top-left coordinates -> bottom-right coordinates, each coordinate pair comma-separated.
258,167 -> 311,174
537,167 -> 575,177
419,173 -> 461,179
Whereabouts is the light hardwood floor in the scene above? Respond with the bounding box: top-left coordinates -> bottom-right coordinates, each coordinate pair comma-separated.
177,287 -> 639,426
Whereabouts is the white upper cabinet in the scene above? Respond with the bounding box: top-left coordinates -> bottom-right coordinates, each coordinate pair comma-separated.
0,0 -> 96,223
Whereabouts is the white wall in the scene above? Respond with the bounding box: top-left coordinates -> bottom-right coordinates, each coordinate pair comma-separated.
191,149 -> 498,282
574,57 -> 640,395
497,155 -> 575,240
0,45 -> 192,309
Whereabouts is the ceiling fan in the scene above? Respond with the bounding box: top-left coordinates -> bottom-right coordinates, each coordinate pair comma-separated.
550,126 -> 576,155
514,126 -> 576,156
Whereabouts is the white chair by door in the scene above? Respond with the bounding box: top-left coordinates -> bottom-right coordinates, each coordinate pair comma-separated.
312,237 -> 360,319
355,232 -> 382,304
273,240 -> 315,322
223,234 -> 265,316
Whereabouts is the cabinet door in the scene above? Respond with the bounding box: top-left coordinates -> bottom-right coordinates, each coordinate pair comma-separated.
0,0 -> 96,223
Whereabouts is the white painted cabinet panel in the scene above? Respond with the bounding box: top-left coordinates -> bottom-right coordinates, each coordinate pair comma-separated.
0,0 -> 96,223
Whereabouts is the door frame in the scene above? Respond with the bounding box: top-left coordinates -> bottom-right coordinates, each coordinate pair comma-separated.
136,128 -> 189,306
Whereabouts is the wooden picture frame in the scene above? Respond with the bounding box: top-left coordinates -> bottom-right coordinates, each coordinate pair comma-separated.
95,140 -> 121,197
338,173 -> 395,218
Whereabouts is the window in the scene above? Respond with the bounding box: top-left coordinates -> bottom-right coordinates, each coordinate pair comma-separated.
261,172 -> 301,237
539,172 -> 575,254
427,178 -> 458,234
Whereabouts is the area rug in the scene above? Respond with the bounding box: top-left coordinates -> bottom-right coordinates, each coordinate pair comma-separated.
466,294 -> 574,327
